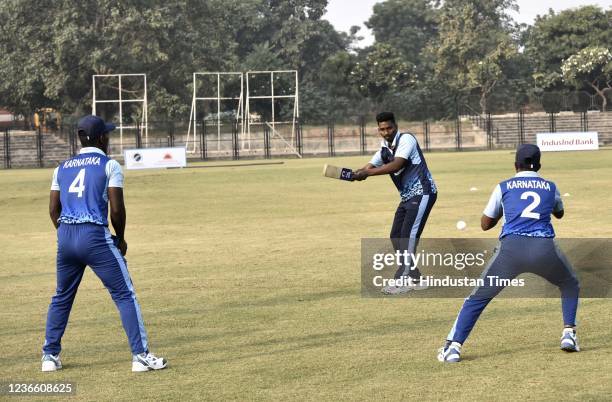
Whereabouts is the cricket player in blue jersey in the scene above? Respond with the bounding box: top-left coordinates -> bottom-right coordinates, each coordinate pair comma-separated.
353,112 -> 437,294
438,144 -> 580,363
41,115 -> 167,372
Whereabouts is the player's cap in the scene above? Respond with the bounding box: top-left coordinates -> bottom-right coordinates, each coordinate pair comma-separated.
515,144 -> 541,167
77,115 -> 116,139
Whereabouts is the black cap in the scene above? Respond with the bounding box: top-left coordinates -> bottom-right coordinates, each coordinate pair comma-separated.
515,144 -> 541,169
77,115 -> 116,140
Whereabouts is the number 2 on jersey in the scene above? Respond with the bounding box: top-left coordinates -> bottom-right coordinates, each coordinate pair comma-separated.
69,168 -> 86,198
520,191 -> 540,219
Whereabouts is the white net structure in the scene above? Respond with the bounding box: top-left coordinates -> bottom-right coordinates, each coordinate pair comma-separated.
92,74 -> 148,154
185,72 -> 244,155
185,70 -> 300,158
245,70 -> 300,157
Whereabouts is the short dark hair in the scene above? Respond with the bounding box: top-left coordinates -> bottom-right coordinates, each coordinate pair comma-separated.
78,130 -> 99,147
376,111 -> 396,124
516,159 -> 541,172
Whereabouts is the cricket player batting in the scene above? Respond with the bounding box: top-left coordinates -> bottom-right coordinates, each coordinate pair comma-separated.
438,144 -> 580,363
353,112 -> 437,294
42,115 -> 167,372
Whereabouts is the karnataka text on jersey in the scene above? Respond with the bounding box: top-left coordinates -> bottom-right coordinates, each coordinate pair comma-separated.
505,180 -> 551,191
63,156 -> 101,169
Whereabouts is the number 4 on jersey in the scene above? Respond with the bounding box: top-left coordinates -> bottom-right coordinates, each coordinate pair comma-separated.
69,169 -> 86,198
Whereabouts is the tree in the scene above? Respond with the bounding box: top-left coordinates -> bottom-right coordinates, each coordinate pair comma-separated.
465,40 -> 517,114
0,0 -> 244,119
349,43 -> 417,102
0,0 -> 57,117
526,6 -> 612,90
307,50 -> 363,120
0,0 -> 354,123
429,0 -> 520,114
231,1 -> 355,122
365,0 -> 439,65
241,43 -> 287,71
562,47 -> 612,111
234,0 -> 343,72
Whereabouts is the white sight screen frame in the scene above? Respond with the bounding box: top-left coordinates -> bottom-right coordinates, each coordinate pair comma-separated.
92,73 -> 148,154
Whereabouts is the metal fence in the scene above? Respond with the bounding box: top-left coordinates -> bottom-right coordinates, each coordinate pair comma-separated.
463,89 -> 612,115
1,108 -> 611,169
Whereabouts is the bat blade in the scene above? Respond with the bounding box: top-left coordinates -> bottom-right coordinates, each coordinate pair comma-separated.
323,164 -> 354,181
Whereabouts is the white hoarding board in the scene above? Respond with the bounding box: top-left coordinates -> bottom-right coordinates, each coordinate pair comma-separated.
124,147 -> 187,170
536,132 -> 599,152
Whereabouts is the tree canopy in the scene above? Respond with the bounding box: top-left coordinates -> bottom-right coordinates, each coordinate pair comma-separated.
0,0 -> 611,121
562,47 -> 612,111
526,5 -> 612,90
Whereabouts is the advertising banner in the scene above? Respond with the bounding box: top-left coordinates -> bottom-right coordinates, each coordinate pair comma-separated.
536,132 -> 599,152
124,147 -> 187,170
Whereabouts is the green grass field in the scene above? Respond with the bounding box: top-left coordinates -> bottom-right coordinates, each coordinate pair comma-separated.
1,150 -> 611,401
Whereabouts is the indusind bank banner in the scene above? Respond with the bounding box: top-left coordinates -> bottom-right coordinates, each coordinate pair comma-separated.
536,132 -> 599,152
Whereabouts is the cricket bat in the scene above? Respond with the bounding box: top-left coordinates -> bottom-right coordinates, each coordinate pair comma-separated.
323,164 -> 354,181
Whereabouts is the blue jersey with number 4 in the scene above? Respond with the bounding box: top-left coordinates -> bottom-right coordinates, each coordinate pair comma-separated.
51,147 -> 124,226
483,171 -> 563,239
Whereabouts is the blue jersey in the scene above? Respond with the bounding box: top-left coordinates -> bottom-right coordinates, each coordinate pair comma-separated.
483,171 -> 563,239
51,147 -> 124,226
370,132 -> 437,201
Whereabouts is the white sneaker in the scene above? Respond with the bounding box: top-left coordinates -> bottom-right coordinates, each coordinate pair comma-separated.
438,341 -> 462,363
408,280 -> 429,291
381,278 -> 428,294
41,354 -> 62,372
560,328 -> 580,352
381,285 -> 411,295
132,352 -> 168,372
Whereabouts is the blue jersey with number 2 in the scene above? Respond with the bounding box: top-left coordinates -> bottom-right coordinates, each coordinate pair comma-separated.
51,147 -> 124,226
483,171 -> 563,239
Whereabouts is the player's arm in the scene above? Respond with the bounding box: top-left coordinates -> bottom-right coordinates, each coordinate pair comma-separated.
481,215 -> 500,231
552,188 -> 564,219
481,184 -> 503,231
359,157 -> 406,177
108,187 -> 127,255
354,150 -> 382,181
353,163 -> 375,180
354,136 -> 411,180
49,167 -> 61,229
49,190 -> 61,229
107,160 -> 127,255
